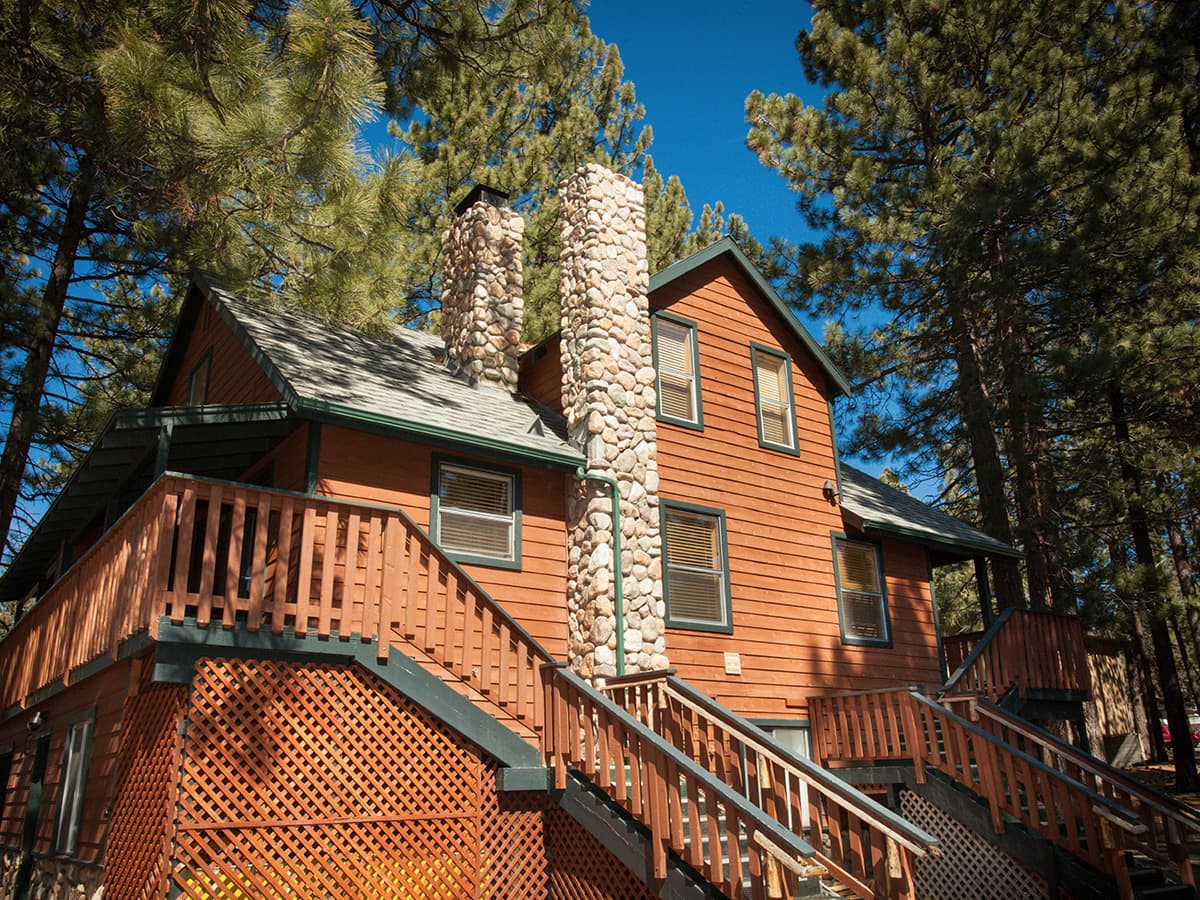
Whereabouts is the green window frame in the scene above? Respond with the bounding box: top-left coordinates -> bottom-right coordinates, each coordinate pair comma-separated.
832,534 -> 892,647
431,455 -> 522,570
751,344 -> 798,454
53,710 -> 95,857
187,350 -> 212,406
662,499 -> 732,633
652,311 -> 704,430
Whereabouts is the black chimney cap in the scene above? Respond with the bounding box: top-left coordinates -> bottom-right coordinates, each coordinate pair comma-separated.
453,184 -> 510,216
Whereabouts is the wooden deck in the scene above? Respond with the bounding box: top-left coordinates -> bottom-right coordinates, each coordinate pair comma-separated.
941,607 -> 1091,701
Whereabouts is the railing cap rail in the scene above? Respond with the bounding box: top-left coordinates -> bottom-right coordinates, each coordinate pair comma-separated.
663,675 -> 939,855
909,691 -> 1142,826
976,698 -> 1200,832
550,666 -> 819,863
807,685 -> 925,702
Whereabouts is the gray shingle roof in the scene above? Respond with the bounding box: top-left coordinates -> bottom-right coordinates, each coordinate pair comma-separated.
202,279 -> 583,468
839,464 -> 1020,559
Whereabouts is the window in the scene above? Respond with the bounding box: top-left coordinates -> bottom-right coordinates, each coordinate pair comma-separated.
652,313 -> 702,428
53,715 -> 94,856
751,345 -> 797,453
432,458 -> 521,568
662,501 -> 731,632
187,352 -> 211,406
833,536 -> 891,646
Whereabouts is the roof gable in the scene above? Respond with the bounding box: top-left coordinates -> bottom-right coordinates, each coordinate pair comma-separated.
649,237 -> 851,397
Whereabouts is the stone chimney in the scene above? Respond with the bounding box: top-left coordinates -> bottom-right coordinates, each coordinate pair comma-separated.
441,185 -> 524,391
559,164 -> 666,679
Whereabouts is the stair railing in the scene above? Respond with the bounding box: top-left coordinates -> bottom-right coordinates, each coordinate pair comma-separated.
542,664 -> 816,900
941,607 -> 1091,701
947,695 -> 1200,887
811,687 -> 1147,898
602,671 -> 939,900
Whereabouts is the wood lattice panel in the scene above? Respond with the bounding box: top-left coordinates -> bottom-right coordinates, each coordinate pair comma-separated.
478,765 -> 549,898
171,657 -> 485,899
900,789 -> 1046,899
104,662 -> 189,900
544,806 -> 655,900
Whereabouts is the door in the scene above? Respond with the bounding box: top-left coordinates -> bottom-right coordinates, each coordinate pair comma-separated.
13,733 -> 51,900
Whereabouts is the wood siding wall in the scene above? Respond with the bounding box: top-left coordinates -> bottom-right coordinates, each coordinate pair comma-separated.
648,259 -> 941,720
163,300 -> 281,407
0,661 -> 135,864
314,426 -> 570,658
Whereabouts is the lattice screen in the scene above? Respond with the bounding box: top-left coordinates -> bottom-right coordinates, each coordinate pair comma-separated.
171,658 -> 485,899
900,789 -> 1047,899
104,662 -> 189,900
479,765 -> 550,897
544,806 -> 656,900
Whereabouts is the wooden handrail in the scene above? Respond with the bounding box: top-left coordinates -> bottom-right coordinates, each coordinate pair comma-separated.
960,696 -> 1200,887
1,473 -> 552,734
810,686 -> 1146,895
941,607 -> 1091,700
543,664 -> 817,898
603,672 -> 937,899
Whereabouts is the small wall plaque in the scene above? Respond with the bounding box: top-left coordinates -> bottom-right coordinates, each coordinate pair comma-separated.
723,652 -> 742,675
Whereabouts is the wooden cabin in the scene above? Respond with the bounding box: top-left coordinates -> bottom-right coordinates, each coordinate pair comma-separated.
0,166 -> 1188,900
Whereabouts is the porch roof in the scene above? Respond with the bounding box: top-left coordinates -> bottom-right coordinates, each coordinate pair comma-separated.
838,464 -> 1021,562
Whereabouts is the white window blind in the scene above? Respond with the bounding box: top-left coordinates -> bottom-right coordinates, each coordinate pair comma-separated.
437,464 -> 515,561
665,506 -> 727,626
836,539 -> 888,642
655,318 -> 698,423
755,351 -> 794,449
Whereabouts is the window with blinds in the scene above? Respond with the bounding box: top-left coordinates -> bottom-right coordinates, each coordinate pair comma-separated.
663,502 -> 730,631
434,462 -> 519,565
752,346 -> 796,451
653,314 -> 701,426
834,537 -> 889,645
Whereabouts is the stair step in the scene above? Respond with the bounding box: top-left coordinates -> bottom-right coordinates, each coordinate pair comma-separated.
1136,886 -> 1196,900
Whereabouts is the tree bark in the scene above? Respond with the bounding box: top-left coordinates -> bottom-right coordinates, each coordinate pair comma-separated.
948,293 -> 1025,608
1159,475 -> 1200,670
0,160 -> 92,558
1130,605 -> 1170,763
1110,384 -> 1199,789
1171,612 -> 1200,715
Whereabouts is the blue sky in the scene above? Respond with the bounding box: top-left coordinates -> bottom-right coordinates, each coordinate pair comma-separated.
587,2 -> 825,253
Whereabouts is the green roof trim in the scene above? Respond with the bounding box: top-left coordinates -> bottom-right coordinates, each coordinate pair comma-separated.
649,237 -> 852,397
294,398 -> 584,471
838,464 -> 1021,560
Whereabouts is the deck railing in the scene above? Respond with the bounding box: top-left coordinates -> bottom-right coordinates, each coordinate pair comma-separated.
0,473 -> 552,729
542,664 -> 818,899
941,607 -> 1091,700
810,688 -> 1147,898
945,695 -> 1200,888
601,671 -> 938,899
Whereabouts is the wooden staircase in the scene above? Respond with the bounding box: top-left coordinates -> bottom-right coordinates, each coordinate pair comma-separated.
809,686 -> 1200,899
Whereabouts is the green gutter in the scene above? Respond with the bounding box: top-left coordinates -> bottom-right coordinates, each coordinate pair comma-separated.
857,518 -> 1023,560
295,397 -> 584,471
576,467 -> 625,677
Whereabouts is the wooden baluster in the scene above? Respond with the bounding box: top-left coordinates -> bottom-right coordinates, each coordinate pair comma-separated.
341,512 -> 361,638
517,641 -> 530,721
294,504 -> 317,635
317,508 -> 339,638
270,499 -> 294,635
403,535 -> 419,639
705,786 -> 724,886
463,594 -> 480,685
151,487 -> 178,634
365,515 -> 385,652
171,484 -> 197,624
247,495 -> 270,632
684,772 -> 704,870
901,694 -> 926,784
628,729 -> 644,818
196,484 -> 223,625
224,491 -> 247,628
424,552 -> 441,654
480,605 -> 494,695
497,623 -> 510,711
553,677 -> 569,791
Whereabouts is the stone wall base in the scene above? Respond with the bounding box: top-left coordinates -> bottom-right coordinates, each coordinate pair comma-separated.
0,850 -> 104,900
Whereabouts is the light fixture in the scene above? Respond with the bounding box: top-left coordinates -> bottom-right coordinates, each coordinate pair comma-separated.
27,710 -> 45,732
822,479 -> 839,504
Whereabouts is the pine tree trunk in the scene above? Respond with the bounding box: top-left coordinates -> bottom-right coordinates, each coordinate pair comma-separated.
1171,613 -> 1200,715
1158,475 -> 1200,669
0,162 -> 92,557
948,293 -> 1025,608
1110,384 -> 1199,789
1131,606 -> 1170,763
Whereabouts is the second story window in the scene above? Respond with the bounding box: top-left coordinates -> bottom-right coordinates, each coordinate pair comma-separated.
752,345 -> 797,453
653,312 -> 703,429
833,536 -> 891,646
432,458 -> 521,569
